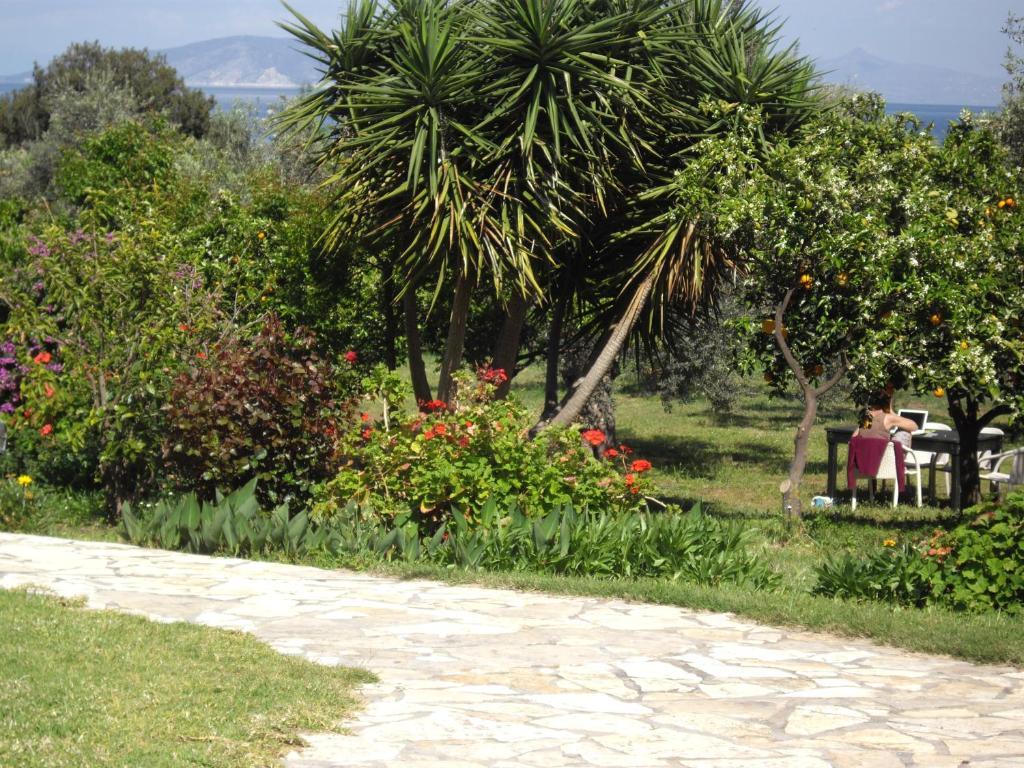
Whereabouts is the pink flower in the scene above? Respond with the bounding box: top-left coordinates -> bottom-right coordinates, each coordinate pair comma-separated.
344,350 -> 358,364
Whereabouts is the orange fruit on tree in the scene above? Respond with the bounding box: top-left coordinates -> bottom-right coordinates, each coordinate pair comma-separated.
933,387 -> 945,398
799,273 -> 814,290
929,312 -> 942,326
837,272 -> 849,286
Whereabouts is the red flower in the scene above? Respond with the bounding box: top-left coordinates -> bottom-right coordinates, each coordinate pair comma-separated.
624,473 -> 635,485
33,351 -> 52,365
630,459 -> 652,473
196,351 -> 207,360
478,365 -> 509,385
458,436 -> 470,448
361,427 -> 373,440
630,485 -> 640,495
423,428 -> 436,441
618,444 -> 633,455
581,429 -> 605,447
44,384 -> 55,399
178,324 -> 190,332
324,424 -> 337,437
361,412 -> 371,422
344,350 -> 358,364
605,448 -> 619,459
39,423 -> 53,436
423,399 -> 447,412
434,423 -> 447,436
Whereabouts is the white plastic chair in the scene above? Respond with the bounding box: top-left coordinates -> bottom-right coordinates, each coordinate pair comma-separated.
906,421 -> 952,499
979,448 -> 1024,498
851,442 -> 922,510
977,427 -> 1006,493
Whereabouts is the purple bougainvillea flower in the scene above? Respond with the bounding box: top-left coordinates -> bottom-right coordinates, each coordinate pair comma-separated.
27,237 -> 50,258
1,342 -> 15,355
0,403 -> 13,414
46,363 -> 63,373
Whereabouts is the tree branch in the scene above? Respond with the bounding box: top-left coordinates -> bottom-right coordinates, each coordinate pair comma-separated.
772,287 -> 809,392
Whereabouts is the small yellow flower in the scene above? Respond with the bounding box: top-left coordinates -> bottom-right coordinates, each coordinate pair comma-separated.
257,231 -> 266,241
959,340 -> 969,351
883,539 -> 896,547
17,475 -> 32,487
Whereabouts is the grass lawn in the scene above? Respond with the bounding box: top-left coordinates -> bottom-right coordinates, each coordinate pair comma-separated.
0,588 -> 374,767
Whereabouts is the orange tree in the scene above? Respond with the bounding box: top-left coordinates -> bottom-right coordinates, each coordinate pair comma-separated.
741,95 -> 937,518
876,117 -> 1024,508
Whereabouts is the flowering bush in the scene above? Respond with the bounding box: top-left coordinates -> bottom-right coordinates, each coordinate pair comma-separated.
311,366 -> 657,524
0,226 -> 227,511
163,316 -> 359,507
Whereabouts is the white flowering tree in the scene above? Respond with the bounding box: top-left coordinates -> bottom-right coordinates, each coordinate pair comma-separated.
743,95 -> 936,518
873,117 -> 1024,508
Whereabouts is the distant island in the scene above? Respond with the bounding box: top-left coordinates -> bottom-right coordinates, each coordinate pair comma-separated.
0,35 -> 1007,107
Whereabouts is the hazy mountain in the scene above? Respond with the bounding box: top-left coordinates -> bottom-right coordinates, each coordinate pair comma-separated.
160,36 -> 317,88
1,37 -> 1008,104
818,48 -> 1003,106
0,71 -> 31,85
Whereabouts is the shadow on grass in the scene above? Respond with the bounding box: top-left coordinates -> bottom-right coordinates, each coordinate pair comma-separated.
623,436 -> 721,479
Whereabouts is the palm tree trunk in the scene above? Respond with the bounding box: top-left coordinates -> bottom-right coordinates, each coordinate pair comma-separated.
539,272 -> 655,430
491,292 -> 530,398
403,290 -> 432,405
542,291 -> 569,419
381,263 -> 398,370
437,273 -> 473,403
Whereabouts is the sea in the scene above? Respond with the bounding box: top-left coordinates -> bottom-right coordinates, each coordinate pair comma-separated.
0,82 -> 999,141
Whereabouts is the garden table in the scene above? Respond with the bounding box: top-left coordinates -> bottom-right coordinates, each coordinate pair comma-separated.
825,425 -> 1003,511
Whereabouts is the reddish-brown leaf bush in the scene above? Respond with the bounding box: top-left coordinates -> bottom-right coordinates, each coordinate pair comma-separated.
163,315 -> 357,506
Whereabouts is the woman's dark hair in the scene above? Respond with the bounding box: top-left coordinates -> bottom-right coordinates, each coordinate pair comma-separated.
867,390 -> 891,410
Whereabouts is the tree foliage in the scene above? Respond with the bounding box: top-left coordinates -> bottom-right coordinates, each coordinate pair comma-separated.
0,42 -> 213,149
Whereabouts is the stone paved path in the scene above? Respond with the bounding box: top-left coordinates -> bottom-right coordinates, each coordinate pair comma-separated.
2,534 -> 1023,767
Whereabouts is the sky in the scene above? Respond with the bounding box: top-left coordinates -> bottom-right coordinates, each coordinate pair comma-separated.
0,0 -> 1019,76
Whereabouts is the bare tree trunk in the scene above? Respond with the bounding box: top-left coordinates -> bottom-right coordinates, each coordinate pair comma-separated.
491,292 -> 530,399
772,288 -> 849,520
542,292 -> 569,419
437,273 -> 473,403
403,290 -> 432,406
538,271 -> 656,430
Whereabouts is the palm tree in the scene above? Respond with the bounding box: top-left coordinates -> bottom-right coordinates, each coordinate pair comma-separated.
538,0 -> 820,429
277,0 -> 819,418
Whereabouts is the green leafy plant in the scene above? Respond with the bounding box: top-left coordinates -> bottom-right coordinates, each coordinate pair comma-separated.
123,480 -> 778,589
812,493 -> 1024,614
930,496 -> 1024,613
121,479 -> 318,557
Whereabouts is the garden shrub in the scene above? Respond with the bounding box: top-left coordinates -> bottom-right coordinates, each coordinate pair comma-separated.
312,366 -> 656,524
163,315 -> 358,507
0,226 -> 224,513
812,492 -> 1024,614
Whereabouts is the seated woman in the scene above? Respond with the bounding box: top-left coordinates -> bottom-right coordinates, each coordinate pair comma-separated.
855,390 -> 919,443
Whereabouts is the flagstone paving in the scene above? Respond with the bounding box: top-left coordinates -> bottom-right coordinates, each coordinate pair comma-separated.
2,533 -> 1023,767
